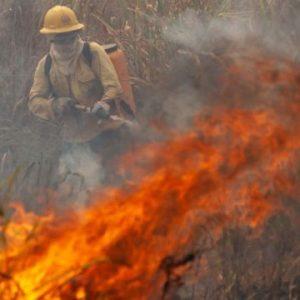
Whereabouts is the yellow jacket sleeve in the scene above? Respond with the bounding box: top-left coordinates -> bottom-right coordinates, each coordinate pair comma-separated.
28,56 -> 55,120
89,42 -> 123,103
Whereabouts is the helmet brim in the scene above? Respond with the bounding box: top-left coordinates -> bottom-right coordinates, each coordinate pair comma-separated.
40,23 -> 84,34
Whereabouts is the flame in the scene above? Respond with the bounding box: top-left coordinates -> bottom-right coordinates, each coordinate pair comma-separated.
0,47 -> 299,299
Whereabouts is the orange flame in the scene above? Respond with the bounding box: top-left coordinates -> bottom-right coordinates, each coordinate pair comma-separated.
1,47 -> 300,299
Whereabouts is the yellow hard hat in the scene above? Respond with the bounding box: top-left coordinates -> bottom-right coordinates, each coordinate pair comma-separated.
40,5 -> 84,35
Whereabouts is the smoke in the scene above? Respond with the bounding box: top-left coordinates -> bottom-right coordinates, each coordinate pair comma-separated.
163,7 -> 300,59
0,3 -> 299,298
57,144 -> 105,207
164,9 -> 247,53
144,6 -> 300,133
1,2 -> 299,209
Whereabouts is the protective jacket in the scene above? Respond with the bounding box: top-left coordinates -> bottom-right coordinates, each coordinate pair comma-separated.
29,42 -> 123,143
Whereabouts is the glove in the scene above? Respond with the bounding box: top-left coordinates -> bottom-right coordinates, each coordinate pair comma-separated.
91,101 -> 110,119
52,97 -> 75,118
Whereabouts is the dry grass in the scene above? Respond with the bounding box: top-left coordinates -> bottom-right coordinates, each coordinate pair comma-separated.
0,1 -> 299,298
1,0 -> 299,109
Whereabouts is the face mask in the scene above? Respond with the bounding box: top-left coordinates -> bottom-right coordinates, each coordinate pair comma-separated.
52,36 -> 79,59
49,34 -> 84,75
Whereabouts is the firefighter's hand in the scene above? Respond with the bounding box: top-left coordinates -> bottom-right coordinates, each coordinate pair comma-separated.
91,101 -> 110,119
52,97 -> 76,118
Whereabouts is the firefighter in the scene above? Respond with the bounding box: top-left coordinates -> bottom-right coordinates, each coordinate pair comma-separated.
29,5 -> 135,184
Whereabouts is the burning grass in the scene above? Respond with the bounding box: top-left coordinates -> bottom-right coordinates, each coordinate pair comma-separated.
0,1 -> 299,299
0,44 -> 299,299
0,1 -> 299,191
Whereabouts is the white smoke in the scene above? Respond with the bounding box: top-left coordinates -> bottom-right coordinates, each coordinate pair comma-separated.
163,8 -> 299,60
163,9 -> 249,52
57,144 -> 105,207
155,8 -> 299,132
